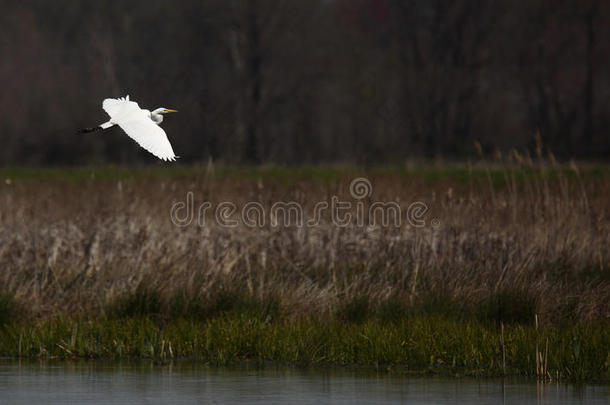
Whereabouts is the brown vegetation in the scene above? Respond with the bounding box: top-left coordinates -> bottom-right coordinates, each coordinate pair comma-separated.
0,164 -> 608,324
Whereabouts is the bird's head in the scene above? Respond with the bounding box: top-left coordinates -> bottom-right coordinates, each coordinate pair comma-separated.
152,108 -> 178,115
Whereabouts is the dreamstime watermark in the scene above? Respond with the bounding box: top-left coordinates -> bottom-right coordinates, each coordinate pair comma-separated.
170,177 -> 438,229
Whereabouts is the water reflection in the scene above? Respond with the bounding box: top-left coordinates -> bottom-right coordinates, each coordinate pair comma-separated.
0,360 -> 607,405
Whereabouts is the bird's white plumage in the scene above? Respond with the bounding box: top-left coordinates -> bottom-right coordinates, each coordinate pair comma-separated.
102,95 -> 177,161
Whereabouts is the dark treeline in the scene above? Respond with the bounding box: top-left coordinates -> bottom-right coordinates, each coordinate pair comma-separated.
1,0 -> 609,165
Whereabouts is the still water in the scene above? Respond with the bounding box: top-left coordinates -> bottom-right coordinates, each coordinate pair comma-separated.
0,361 -> 608,405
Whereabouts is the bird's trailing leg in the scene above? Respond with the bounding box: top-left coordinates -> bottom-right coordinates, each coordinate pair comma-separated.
78,121 -> 115,134
78,126 -> 103,134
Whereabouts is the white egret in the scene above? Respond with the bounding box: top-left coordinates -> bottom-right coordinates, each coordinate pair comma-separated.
80,95 -> 179,161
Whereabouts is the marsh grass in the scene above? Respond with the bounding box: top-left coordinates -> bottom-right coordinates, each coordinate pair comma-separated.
0,162 -> 608,323
0,160 -> 609,377
0,314 -> 608,380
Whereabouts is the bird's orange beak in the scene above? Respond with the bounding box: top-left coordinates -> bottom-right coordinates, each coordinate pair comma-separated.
164,109 -> 178,113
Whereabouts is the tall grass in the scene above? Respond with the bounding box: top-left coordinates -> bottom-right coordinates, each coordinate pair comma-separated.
1,160 -> 609,378
0,162 -> 607,324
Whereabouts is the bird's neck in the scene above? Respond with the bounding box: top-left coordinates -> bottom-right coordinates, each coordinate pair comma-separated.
150,112 -> 163,124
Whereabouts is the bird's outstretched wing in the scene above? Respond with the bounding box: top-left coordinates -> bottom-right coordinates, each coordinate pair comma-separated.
102,96 -> 177,161
102,95 -> 140,118
117,118 -> 177,161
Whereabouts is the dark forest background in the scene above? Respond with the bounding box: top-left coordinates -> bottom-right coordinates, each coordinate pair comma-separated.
1,0 -> 608,165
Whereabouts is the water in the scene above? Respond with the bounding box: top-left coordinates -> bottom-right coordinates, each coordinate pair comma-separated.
0,361 -> 607,404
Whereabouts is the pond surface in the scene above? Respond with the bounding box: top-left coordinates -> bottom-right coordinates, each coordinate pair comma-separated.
0,361 -> 607,404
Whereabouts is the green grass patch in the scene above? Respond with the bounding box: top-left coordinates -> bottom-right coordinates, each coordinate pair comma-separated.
1,288 -> 608,380
2,165 -> 608,185
0,315 -> 608,381
0,165 -> 348,184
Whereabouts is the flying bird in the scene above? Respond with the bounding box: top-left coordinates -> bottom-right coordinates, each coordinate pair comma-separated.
80,95 -> 178,161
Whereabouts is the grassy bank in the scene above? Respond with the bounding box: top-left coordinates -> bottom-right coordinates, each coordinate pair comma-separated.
1,313 -> 609,382
1,286 -> 609,381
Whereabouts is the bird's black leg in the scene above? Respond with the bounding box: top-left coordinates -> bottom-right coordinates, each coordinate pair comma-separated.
78,126 -> 104,134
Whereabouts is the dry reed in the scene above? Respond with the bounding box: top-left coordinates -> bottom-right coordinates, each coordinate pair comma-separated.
0,162 -> 608,324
